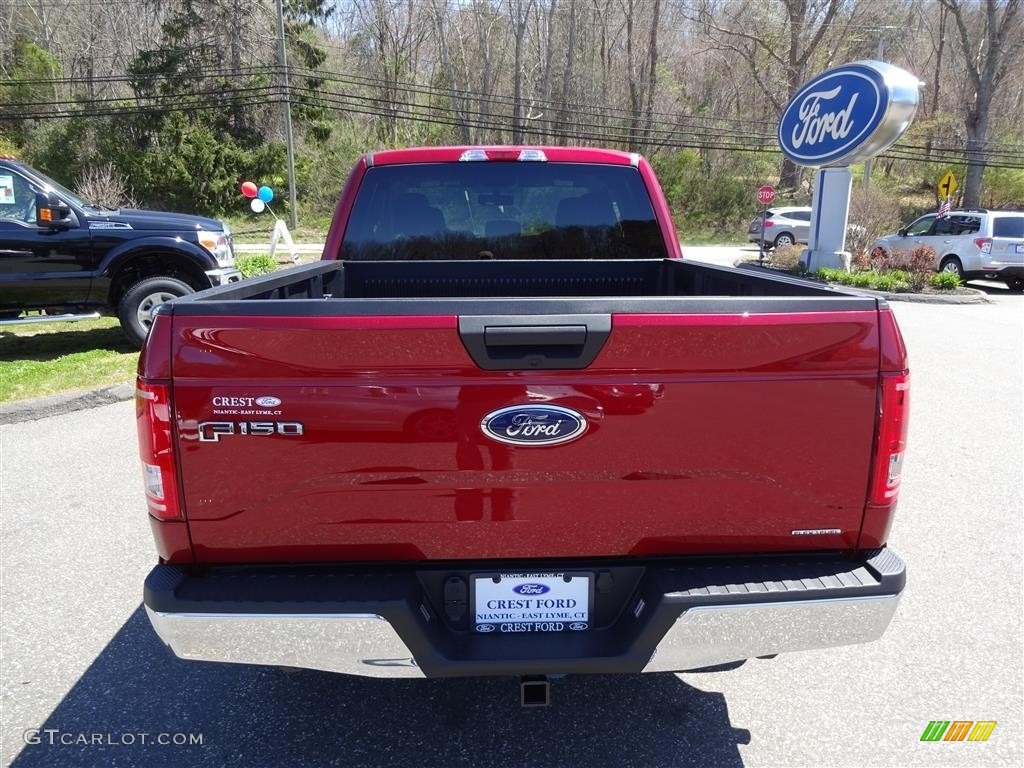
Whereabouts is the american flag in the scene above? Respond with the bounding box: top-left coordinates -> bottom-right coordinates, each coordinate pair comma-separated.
937,198 -> 951,218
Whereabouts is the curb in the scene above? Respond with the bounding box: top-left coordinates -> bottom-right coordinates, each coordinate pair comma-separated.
863,289 -> 990,304
734,261 -> 991,304
0,382 -> 135,426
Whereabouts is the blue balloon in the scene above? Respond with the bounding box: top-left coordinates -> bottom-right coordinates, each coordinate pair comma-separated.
257,185 -> 274,203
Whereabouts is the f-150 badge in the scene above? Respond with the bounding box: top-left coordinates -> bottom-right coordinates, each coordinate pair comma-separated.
480,405 -> 587,447
198,421 -> 303,442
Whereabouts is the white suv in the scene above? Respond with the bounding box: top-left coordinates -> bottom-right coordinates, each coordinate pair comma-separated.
869,209 -> 1024,291
747,206 -> 811,249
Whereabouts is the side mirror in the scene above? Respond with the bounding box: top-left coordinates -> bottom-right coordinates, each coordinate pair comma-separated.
897,228 -> 907,237
35,191 -> 73,230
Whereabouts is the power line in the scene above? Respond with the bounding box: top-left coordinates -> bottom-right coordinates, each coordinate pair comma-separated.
6,67 -> 1020,158
3,65 -> 1021,167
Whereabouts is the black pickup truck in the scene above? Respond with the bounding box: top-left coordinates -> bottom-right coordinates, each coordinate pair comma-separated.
0,157 -> 241,346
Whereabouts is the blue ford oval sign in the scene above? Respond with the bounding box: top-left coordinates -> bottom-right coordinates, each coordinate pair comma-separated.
779,61 -> 920,167
481,405 -> 587,447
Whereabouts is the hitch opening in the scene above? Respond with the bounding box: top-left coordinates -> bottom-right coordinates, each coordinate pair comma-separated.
520,675 -> 551,707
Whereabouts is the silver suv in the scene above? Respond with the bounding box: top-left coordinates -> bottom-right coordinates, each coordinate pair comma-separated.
747,206 -> 811,248
869,209 -> 1024,291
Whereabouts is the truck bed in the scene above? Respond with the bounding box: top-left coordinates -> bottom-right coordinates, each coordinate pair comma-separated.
178,257 -> 857,304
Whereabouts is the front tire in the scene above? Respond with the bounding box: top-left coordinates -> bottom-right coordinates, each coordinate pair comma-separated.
118,276 -> 193,348
773,232 -> 795,249
939,257 -> 965,282
1007,277 -> 1024,292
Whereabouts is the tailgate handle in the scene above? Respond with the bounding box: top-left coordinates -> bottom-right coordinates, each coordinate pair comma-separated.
459,315 -> 611,370
484,325 -> 587,346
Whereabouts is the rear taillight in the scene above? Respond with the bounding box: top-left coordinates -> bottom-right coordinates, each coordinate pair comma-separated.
974,237 -> 992,253
136,380 -> 181,520
764,220 -> 774,227
868,372 -> 910,507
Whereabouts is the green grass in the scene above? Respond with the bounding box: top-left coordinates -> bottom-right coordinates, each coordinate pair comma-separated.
224,213 -> 330,244
236,253 -> 280,278
0,316 -> 138,402
930,271 -> 963,291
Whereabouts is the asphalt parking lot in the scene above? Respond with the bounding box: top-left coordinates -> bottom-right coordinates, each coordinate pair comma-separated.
1,289 -> 1021,767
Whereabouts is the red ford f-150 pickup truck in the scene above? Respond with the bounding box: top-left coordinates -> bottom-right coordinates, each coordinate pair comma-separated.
137,147 -> 908,704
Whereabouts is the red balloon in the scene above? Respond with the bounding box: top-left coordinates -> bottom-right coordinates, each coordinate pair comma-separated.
240,181 -> 258,198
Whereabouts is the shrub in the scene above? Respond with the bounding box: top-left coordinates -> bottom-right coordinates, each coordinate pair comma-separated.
236,254 -> 278,279
651,148 -> 782,234
931,271 -> 962,290
851,249 -> 873,271
770,244 -> 805,271
849,272 -> 875,288
906,245 -> 937,291
846,187 -> 905,261
816,267 -> 911,292
868,246 -> 898,272
817,267 -> 846,283
872,273 -> 910,292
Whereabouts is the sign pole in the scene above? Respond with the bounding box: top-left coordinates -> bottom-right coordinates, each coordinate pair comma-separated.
756,184 -> 776,265
758,203 -> 767,264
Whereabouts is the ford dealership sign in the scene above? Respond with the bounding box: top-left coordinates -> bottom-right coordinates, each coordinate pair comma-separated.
779,61 -> 920,167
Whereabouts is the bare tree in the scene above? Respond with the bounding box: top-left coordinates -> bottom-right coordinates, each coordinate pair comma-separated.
350,0 -> 428,144
695,0 -> 846,190
939,0 -> 1023,206
429,0 -> 472,143
506,0 -> 536,143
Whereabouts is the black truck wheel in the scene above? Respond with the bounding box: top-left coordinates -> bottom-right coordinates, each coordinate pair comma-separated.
118,276 -> 193,348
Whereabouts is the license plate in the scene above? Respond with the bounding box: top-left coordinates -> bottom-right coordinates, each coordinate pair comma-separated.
1016,244 -> 1024,254
472,572 -> 592,633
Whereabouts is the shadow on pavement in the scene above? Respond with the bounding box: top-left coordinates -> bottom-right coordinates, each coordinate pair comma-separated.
966,280 -> 1020,296
11,607 -> 751,768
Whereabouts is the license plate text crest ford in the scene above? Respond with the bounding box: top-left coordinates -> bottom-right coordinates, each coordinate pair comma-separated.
472,573 -> 592,633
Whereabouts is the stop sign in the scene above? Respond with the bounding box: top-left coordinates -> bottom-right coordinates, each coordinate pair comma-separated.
757,184 -> 776,205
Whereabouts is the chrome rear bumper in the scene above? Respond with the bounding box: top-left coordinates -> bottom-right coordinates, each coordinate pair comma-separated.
147,593 -> 900,678
146,607 -> 424,678
643,594 -> 900,672
145,549 -> 904,678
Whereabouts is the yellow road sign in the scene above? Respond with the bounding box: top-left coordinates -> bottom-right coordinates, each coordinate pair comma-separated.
938,171 -> 958,198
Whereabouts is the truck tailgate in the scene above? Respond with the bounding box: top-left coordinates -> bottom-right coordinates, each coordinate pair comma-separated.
167,305 -> 882,563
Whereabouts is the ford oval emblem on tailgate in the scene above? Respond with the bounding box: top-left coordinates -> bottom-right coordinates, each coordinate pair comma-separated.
481,405 -> 587,447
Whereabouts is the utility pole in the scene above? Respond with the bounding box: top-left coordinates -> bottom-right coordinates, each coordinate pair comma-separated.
276,0 -> 298,229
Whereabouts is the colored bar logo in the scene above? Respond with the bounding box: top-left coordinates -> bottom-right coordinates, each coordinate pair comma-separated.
921,721 -> 996,742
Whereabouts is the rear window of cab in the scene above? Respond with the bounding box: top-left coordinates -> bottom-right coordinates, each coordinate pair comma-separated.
340,162 -> 667,261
